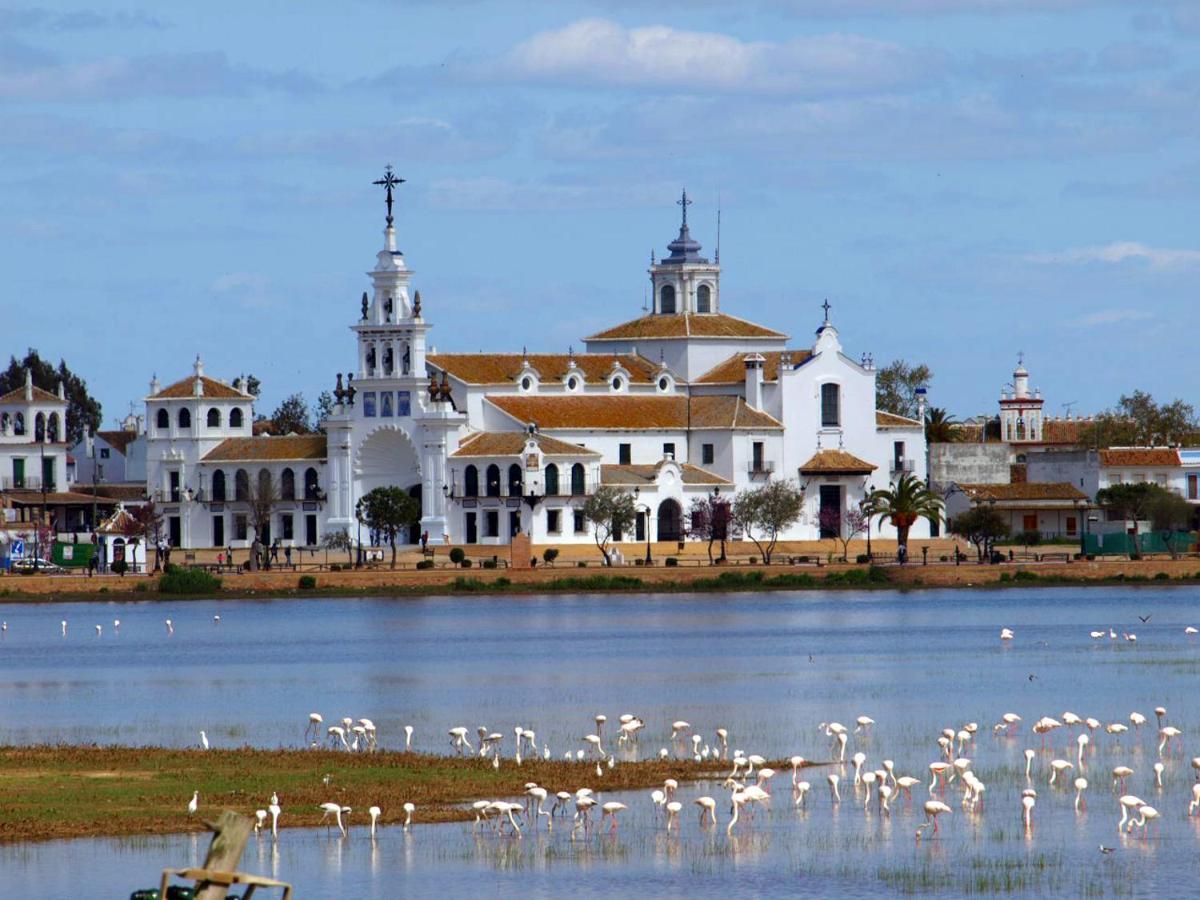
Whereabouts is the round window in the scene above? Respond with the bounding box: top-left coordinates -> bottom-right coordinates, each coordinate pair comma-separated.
611,377 -> 622,391
658,377 -> 669,391
567,377 -> 578,390
521,376 -> 532,391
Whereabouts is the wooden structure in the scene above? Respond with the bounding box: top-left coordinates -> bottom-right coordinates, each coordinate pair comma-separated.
159,810 -> 292,900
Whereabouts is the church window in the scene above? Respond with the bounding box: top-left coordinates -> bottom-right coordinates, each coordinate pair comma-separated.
464,465 -> 479,497
207,408 -> 221,428
34,413 -> 45,441
211,470 -> 227,502
1016,418 -> 1026,440
696,284 -> 712,313
660,285 -> 676,314
235,469 -> 250,501
486,464 -> 501,497
820,383 -> 840,428
545,464 -> 559,495
702,443 -> 714,465
547,510 -> 560,533
280,468 -> 296,501
230,408 -> 244,428
13,412 -> 24,435
1007,421 -> 1014,441
363,392 -> 377,417
508,464 -> 523,496
611,376 -> 624,392
658,376 -> 670,392
178,408 -> 191,429
573,510 -> 586,533
47,413 -> 59,442
397,391 -> 411,416
570,463 -> 585,496
619,444 -> 631,465
521,376 -> 532,392
381,392 -> 394,417
304,468 -> 319,500
156,409 -> 169,430
234,514 -> 248,541
566,376 -> 579,391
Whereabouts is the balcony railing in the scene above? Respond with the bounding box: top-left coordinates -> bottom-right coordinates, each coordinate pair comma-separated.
448,480 -> 598,500
890,459 -> 915,475
1,476 -> 54,491
748,460 -> 775,475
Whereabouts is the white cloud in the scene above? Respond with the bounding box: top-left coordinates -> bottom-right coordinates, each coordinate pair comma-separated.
1074,308 -> 1153,326
1026,241 -> 1200,269
497,18 -> 933,95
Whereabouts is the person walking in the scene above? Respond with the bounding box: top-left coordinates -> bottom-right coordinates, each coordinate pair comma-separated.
284,545 -> 292,567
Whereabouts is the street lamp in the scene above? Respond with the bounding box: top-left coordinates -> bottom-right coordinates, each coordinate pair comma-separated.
634,487 -> 653,566
862,482 -> 875,561
355,496 -> 365,568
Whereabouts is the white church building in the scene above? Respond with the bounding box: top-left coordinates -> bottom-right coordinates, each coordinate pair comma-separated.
140,180 -> 929,552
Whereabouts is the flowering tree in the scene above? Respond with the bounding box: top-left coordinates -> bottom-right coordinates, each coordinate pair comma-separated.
688,494 -> 732,564
818,506 -> 868,562
731,479 -> 805,565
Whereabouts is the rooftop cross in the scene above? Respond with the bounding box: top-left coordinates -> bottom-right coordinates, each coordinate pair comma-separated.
677,188 -> 692,228
372,165 -> 405,227
821,298 -> 832,322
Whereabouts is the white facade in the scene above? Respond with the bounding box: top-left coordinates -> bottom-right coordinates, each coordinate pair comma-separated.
0,370 -> 70,493
127,188 -> 930,550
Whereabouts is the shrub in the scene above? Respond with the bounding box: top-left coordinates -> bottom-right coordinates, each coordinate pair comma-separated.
298,575 -> 317,589
1013,570 -> 1038,582
461,558 -> 473,568
111,560 -> 127,575
1016,529 -> 1041,546
998,572 -> 1012,583
855,554 -> 871,564
543,548 -> 559,565
482,559 -> 497,570
577,561 -> 588,568
1154,571 -> 1170,581
159,567 -> 222,595
796,556 -> 810,564
940,555 -> 949,563
495,576 -> 511,587
449,547 -> 466,566
330,563 -> 341,572
665,557 -> 678,567
749,556 -> 757,565
132,581 -> 149,593
98,587 -> 109,593
415,560 -> 434,570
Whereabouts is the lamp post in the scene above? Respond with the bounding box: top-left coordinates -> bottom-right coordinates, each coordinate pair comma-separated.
355,497 -> 365,568
634,487 -> 653,566
862,482 -> 875,561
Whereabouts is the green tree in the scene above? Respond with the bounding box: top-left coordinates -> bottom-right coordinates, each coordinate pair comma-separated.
359,486 -> 420,569
322,527 -> 354,567
1095,482 -> 1159,558
1083,391 -> 1197,448
924,407 -> 959,444
731,479 -> 805,564
315,391 -> 335,433
949,506 -> 1010,562
239,374 -> 262,398
875,360 -> 932,420
268,393 -> 313,435
1147,488 -> 1193,559
0,349 -> 102,446
866,473 -> 943,556
581,485 -> 637,566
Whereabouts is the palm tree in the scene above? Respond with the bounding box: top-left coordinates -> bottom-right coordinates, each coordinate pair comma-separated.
866,474 -> 943,557
924,406 -> 959,443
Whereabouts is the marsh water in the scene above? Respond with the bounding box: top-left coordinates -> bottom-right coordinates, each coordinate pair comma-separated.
2,586 -> 1199,896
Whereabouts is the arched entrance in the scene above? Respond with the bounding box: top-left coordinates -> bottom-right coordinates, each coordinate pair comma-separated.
657,499 -> 682,542
355,427 -> 422,495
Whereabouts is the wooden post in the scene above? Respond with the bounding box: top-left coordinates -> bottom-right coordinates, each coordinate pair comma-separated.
195,810 -> 253,900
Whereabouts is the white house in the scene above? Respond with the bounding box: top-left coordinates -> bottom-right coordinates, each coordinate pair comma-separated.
0,370 -> 70,494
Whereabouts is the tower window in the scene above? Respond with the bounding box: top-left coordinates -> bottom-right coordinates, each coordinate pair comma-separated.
230,408 -> 244,428
696,284 -> 712,313
521,376 -> 532,392
566,376 -> 579,391
821,383 -> 840,428
660,284 -> 676,315
658,376 -> 670,392
156,408 -> 169,430
611,376 -> 624,392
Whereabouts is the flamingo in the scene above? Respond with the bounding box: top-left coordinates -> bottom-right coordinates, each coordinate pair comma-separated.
878,783 -> 894,815
61,620 -> 67,638
94,624 -> 101,637
269,803 -> 281,837
584,733 -> 606,759
404,725 -> 414,751
164,619 -> 173,636
1117,795 -> 1144,832
694,796 -> 718,826
403,802 -> 415,831
1158,727 -> 1182,758
1112,766 -> 1134,791
600,801 -> 627,833
852,752 -> 867,785
727,791 -> 747,835
1189,784 -> 1200,816
1129,805 -> 1158,837
793,781 -> 811,807
213,614 -> 220,625
187,791 -> 198,816
1049,759 -> 1073,785
552,791 -> 572,817
1073,777 -> 1087,812
1153,762 -> 1164,787
1155,707 -> 1168,729
715,728 -> 729,758
1000,628 -> 1014,641
369,805 -> 381,836
828,773 -> 841,803
1130,712 -> 1146,731
922,799 -> 951,834
1021,794 -> 1035,831
855,716 -> 875,734
199,730 -> 209,751
319,803 -> 350,836
670,721 -> 691,741
305,713 -> 323,742
834,732 -> 848,762
665,801 -> 682,832
1077,734 -> 1089,768
448,726 -> 472,755
1187,626 -> 1199,635
1001,713 -> 1022,735
1089,630 -> 1106,639
254,809 -> 267,833
896,776 -> 920,802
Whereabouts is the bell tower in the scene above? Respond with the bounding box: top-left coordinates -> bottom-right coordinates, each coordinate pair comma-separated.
649,189 -> 721,316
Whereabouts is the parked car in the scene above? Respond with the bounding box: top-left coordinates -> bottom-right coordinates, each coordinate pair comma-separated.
11,559 -> 67,575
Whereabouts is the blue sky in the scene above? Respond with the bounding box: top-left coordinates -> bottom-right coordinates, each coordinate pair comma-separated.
3,0 -> 1198,425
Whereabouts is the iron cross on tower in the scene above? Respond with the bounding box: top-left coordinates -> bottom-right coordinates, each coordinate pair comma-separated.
822,299 -> 832,322
373,165 -> 405,227
677,188 -> 692,228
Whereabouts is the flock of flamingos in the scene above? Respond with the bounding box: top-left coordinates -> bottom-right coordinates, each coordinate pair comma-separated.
232,623 -> 1199,846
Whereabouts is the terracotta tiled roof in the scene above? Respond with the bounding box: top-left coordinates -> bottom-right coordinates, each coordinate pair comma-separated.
957,482 -> 1088,502
150,375 -> 253,400
585,312 -> 786,342
202,435 -> 327,462
600,463 -> 731,486
3,489 -> 119,505
85,483 -> 148,501
1039,419 -> 1088,444
0,384 -> 65,405
798,449 -> 877,475
428,353 -> 660,385
1099,448 -> 1180,467
96,430 -> 138,455
486,395 -> 782,431
451,431 -> 601,458
876,410 -> 924,428
694,350 -> 814,384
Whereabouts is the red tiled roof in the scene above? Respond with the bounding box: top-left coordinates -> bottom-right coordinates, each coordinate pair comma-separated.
486,395 -> 782,431
428,353 -> 661,385
451,432 -> 601,458
585,312 -> 786,341
876,411 -> 924,428
0,384 -> 65,405
600,463 -> 731,486
202,435 -> 327,462
798,449 -> 877,475
96,430 -> 138,455
694,350 -> 813,384
1099,448 -> 1180,467
150,375 -> 253,400
957,482 -> 1088,502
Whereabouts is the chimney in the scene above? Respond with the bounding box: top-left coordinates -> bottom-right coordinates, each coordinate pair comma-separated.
149,373 -> 160,396
916,386 -> 927,423
86,426 -> 95,459
57,380 -> 65,400
24,368 -> 32,401
744,354 -> 765,411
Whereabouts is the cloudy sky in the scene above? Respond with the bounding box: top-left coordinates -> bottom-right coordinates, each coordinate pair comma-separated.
4,0 -> 1198,424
